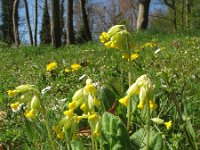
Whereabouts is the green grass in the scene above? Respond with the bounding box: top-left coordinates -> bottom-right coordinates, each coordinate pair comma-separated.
0,32 -> 200,149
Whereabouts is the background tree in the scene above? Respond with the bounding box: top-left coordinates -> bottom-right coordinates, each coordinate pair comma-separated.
40,0 -> 51,45
163,0 -> 177,32
23,0 -> 33,45
66,0 -> 74,44
0,0 -> 15,43
34,0 -> 38,46
137,0 -> 151,30
80,0 -> 92,41
190,0 -> 200,29
60,0 -> 65,44
50,0 -> 61,48
13,0 -> 20,47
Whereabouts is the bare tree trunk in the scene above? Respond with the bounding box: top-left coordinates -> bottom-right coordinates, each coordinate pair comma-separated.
80,0 -> 92,41
181,0 -> 185,29
66,0 -> 74,44
186,0 -> 192,28
34,0 -> 38,46
51,0 -> 61,48
136,0 -> 151,30
164,0 -> 177,32
13,0 -> 20,47
23,0 -> 33,45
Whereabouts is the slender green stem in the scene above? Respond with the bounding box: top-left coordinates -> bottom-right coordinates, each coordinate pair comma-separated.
126,34 -> 132,131
40,101 -> 56,150
67,141 -> 71,150
170,91 -> 196,150
91,133 -> 95,150
89,122 -> 95,150
146,99 -> 150,150
95,140 -> 98,150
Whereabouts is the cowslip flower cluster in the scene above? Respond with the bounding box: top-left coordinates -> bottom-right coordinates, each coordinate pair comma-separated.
122,53 -> 139,61
141,41 -> 157,49
119,74 -> 157,110
53,78 -> 101,139
64,63 -> 81,73
99,25 -> 130,50
7,85 -> 41,119
46,61 -> 57,72
151,118 -> 172,129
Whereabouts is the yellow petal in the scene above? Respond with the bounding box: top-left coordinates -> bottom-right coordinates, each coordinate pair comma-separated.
119,95 -> 130,107
164,120 -> 172,129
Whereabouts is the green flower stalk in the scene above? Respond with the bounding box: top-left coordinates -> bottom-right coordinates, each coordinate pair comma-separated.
119,74 -> 157,149
100,25 -> 134,130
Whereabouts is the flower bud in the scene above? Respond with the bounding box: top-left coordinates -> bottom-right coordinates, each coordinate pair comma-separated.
30,95 -> 40,111
16,84 -> 39,94
151,118 -> 165,124
72,88 -> 84,101
139,86 -> 147,103
107,25 -> 125,37
127,83 -> 140,96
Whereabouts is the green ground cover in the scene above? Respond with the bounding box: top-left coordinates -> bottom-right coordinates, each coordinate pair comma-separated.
0,31 -> 199,149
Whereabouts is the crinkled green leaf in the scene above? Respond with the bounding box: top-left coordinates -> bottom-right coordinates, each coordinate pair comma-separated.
101,112 -> 131,150
97,85 -> 116,113
130,128 -> 163,150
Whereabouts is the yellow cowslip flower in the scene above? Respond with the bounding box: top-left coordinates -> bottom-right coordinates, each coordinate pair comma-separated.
80,103 -> 87,112
105,41 -> 112,48
122,53 -> 139,61
7,90 -> 17,97
10,102 -> 20,111
52,126 -> 62,134
64,68 -> 71,73
64,109 -> 74,117
88,113 -> 98,122
24,109 -> 35,118
57,131 -> 64,140
99,32 -> 109,43
149,100 -> 158,110
137,101 -> 144,109
46,62 -> 57,72
68,101 -> 76,110
164,120 -> 172,129
94,97 -> 101,106
71,63 -> 81,71
119,95 -> 130,107
110,41 -> 117,48
100,25 -> 130,50
85,84 -> 96,94
130,53 -> 139,61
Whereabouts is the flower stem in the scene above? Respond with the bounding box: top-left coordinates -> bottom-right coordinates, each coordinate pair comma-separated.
67,141 -> 71,150
40,101 -> 56,150
146,99 -> 150,150
170,91 -> 196,150
126,34 -> 132,131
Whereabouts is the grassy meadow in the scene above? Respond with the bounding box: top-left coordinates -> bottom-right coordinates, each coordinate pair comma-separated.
0,31 -> 200,149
